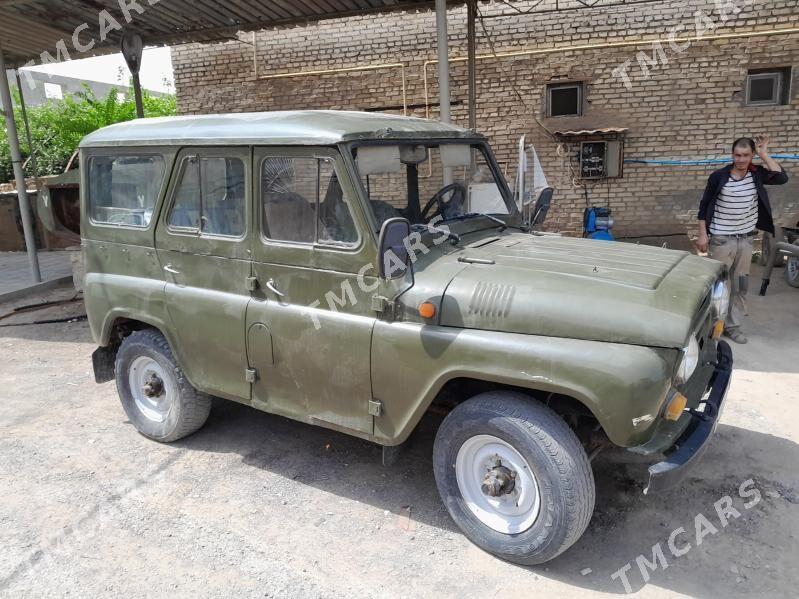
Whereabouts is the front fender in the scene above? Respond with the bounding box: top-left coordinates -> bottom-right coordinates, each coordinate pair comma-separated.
371,322 -> 677,447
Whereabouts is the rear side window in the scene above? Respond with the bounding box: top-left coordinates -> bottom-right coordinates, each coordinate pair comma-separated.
88,154 -> 165,227
167,155 -> 246,237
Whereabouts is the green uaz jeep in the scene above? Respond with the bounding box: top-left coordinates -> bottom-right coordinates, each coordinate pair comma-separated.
76,111 -> 732,564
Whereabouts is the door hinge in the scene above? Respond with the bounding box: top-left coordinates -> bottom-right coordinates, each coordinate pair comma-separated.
245,367 -> 258,383
245,276 -> 259,291
371,295 -> 387,312
371,295 -> 396,320
368,399 -> 383,417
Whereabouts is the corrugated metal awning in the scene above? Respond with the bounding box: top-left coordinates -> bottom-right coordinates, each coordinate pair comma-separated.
0,0 -> 454,67
553,127 -> 629,137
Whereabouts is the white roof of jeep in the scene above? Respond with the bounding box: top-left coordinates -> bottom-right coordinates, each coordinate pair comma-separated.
79,110 -> 480,148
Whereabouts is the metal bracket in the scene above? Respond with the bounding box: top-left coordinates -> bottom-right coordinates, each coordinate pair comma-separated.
245,276 -> 259,292
245,367 -> 258,383
368,399 -> 383,417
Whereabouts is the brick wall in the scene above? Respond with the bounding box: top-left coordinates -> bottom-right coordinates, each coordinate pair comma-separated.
171,0 -> 799,239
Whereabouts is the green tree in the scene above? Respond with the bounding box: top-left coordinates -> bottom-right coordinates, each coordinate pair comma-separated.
0,84 -> 176,183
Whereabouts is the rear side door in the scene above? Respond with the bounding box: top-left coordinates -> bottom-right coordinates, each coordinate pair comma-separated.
247,147 -> 378,434
154,146 -> 252,401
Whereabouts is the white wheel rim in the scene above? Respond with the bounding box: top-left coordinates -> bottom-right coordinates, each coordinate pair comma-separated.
455,434 -> 541,534
128,356 -> 174,423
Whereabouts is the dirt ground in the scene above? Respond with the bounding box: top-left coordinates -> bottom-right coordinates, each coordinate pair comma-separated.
1,264 -> 797,598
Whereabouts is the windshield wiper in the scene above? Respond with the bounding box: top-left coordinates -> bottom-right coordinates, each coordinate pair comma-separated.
450,212 -> 529,233
411,223 -> 461,244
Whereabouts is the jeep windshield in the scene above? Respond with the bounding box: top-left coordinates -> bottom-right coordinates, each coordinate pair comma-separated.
351,141 -> 514,231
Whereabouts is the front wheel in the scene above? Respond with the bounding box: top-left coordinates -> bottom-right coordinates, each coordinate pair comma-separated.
433,392 -> 595,565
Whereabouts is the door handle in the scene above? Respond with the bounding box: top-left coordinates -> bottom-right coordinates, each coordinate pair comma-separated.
163,264 -> 180,275
265,278 -> 285,298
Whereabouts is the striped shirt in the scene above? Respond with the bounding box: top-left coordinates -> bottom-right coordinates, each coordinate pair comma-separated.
709,171 -> 758,235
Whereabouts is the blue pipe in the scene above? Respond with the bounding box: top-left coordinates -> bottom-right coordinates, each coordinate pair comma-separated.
624,154 -> 799,166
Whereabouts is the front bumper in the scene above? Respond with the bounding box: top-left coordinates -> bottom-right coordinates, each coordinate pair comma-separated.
644,340 -> 733,494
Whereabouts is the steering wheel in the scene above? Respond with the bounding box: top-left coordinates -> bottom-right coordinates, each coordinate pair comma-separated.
420,182 -> 466,221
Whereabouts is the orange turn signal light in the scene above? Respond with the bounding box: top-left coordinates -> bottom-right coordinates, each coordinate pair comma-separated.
712,320 -> 724,340
664,392 -> 688,421
419,301 -> 437,319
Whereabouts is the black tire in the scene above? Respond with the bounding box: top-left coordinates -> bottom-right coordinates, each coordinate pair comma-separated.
115,329 -> 211,442
433,391 -> 595,565
785,256 -> 799,288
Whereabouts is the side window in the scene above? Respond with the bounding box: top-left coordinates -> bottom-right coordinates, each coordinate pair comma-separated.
88,154 -> 165,227
167,155 -> 246,237
261,156 -> 357,246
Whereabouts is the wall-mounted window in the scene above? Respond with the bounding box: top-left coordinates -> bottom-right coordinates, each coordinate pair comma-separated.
546,82 -> 583,117
745,68 -> 791,106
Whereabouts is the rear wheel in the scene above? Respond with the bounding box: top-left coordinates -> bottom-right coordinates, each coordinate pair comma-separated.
433,391 -> 595,565
785,256 -> 799,288
115,329 -> 211,442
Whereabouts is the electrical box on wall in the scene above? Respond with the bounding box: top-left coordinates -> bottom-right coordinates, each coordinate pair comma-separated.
553,127 -> 627,180
579,141 -> 623,179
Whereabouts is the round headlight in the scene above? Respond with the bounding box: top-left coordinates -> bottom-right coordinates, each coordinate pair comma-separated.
676,336 -> 700,384
711,280 -> 730,321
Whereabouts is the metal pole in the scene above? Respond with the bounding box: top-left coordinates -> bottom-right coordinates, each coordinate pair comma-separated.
435,0 -> 451,124
0,46 -> 41,282
15,69 -> 48,250
467,0 -> 477,131
131,71 -> 144,118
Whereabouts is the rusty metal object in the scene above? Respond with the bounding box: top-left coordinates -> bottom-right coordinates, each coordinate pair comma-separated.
142,373 -> 164,398
481,464 -> 516,497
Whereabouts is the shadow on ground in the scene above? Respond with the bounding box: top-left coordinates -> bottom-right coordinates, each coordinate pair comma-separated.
178,397 -> 799,597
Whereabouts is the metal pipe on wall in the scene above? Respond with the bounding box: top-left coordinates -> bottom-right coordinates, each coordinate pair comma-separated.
422,25 -> 799,121
254,60 -> 409,116
467,0 -> 477,131
0,45 -> 41,282
435,0 -> 451,124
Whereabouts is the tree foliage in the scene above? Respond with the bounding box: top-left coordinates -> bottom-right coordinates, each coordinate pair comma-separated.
0,84 -> 176,183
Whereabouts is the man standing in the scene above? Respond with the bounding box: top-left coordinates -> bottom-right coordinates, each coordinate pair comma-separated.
697,135 -> 788,344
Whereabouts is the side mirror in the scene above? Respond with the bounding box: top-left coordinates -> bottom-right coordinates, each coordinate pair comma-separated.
377,217 -> 411,280
531,187 -> 553,226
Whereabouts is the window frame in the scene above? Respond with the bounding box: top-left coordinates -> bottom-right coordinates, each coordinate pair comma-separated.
345,138 -> 517,235
745,68 -> 790,106
86,152 -> 167,230
546,82 -> 584,118
258,153 -> 361,250
164,152 -> 248,241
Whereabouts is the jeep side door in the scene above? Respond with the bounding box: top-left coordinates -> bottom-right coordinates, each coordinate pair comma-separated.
154,146 -> 252,401
247,147 -> 378,434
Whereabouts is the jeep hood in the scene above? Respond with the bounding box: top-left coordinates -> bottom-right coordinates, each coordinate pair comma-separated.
436,233 -> 721,348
